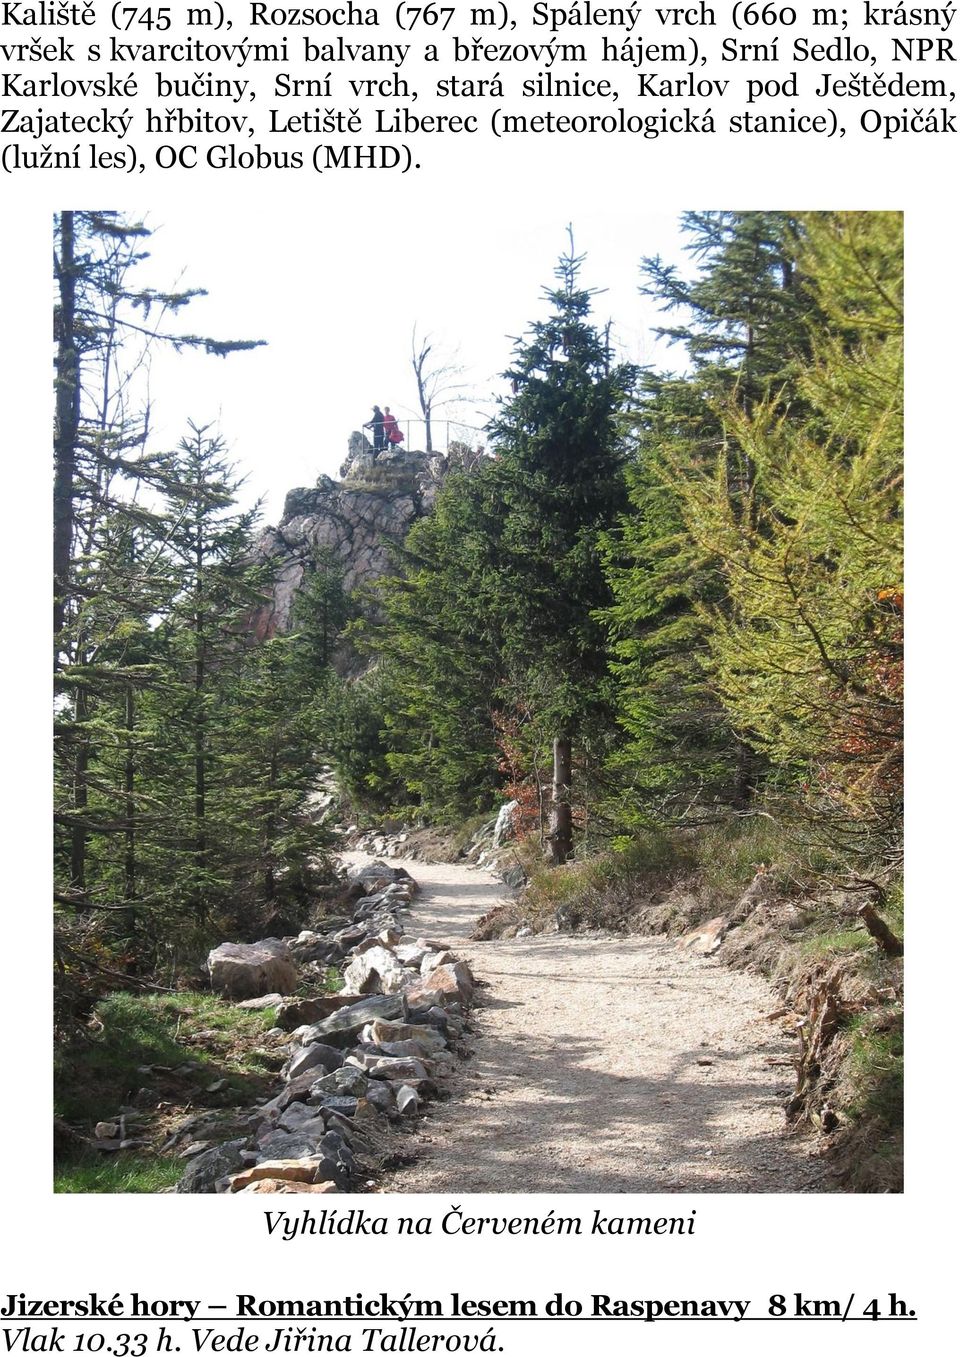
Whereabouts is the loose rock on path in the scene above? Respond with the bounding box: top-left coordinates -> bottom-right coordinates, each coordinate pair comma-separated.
337,852 -> 827,1194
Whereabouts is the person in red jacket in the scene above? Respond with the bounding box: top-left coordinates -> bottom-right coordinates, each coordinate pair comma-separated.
382,407 -> 404,447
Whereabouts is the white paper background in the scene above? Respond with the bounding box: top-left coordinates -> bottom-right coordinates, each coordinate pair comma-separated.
4,7 -> 955,1349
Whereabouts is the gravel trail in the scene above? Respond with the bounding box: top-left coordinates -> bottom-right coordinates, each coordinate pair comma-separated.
342,853 -> 825,1193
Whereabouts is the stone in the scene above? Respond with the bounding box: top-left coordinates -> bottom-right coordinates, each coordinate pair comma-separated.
178,1141 -> 213,1159
94,1121 -> 119,1140
261,1067 -> 329,1115
395,1085 -> 420,1117
283,1042 -> 341,1083
420,949 -> 458,976
310,1067 -> 369,1099
404,961 -> 473,1010
332,923 -> 368,950
426,1006 -> 459,1035
377,1039 -> 434,1060
342,946 -> 408,996
369,1057 -> 430,1082
251,456 -> 441,636
275,996 -> 356,1031
175,1139 -> 248,1194
395,943 -> 430,968
364,1081 -> 396,1116
278,1103 -> 323,1132
287,932 -> 338,964
501,863 -> 527,891
235,1179 -> 339,1194
300,995 -> 403,1047
207,939 -> 298,1001
235,993 -> 285,1010
315,1096 -> 358,1118
257,1128 -> 324,1160
493,799 -> 518,847
366,1020 -> 446,1052
228,1159 -> 322,1191
677,915 -> 731,955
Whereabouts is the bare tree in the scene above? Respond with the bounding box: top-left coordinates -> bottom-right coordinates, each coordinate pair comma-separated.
410,326 -> 470,453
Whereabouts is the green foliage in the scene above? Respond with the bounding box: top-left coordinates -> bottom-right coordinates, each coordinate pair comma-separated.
54,1155 -> 183,1195
673,213 -> 903,843
604,213 -> 816,821
842,1013 -> 904,1127
361,237 -> 637,828
55,991 -> 277,1125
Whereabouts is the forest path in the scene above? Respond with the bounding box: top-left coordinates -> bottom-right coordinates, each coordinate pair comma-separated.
341,852 -> 825,1193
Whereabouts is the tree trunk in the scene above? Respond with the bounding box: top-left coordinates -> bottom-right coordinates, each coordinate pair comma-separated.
548,735 -> 573,866
732,738 -> 754,810
70,684 -> 89,900
193,530 -> 207,921
124,682 -> 137,926
54,211 -> 79,644
264,750 -> 278,901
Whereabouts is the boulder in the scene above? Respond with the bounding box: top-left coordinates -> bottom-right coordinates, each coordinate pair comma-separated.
275,995 -> 357,1031
493,799 -> 518,847
283,1042 -> 343,1083
300,995 -> 404,1047
676,915 -> 731,955
395,943 -> 430,968
314,1096 -> 359,1118
257,1128 -> 325,1160
421,949 -> 458,976
364,1081 -> 396,1117
342,946 -> 407,996
278,1102 -> 325,1133
310,1067 -> 369,1099
395,1085 -> 420,1117
406,961 -> 474,1009
368,1057 -> 430,1082
175,1139 -> 248,1194
235,993 -> 285,1010
365,1019 -> 446,1052
234,1178 -> 339,1194
287,932 -> 338,964
207,939 -> 298,1000
377,1038 -> 435,1060
228,1159 -> 324,1191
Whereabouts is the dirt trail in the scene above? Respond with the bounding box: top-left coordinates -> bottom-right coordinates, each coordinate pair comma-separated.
342,852 -> 825,1193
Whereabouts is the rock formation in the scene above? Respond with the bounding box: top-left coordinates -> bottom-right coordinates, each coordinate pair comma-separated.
251,434 -> 448,639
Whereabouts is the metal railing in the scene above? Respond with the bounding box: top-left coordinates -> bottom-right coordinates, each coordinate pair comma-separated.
365,417 -> 487,455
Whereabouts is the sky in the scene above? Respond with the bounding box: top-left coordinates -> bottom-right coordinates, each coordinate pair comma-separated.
131,205 -> 694,519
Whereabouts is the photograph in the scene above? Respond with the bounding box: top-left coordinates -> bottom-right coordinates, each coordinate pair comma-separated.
52,207 -> 903,1197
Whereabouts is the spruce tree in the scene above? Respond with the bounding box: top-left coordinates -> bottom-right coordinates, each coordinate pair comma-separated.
603,213 -> 816,822
485,235 -> 637,860
143,424 -> 267,928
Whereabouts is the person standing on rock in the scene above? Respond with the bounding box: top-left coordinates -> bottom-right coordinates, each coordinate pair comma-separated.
364,405 -> 386,456
383,406 -> 404,448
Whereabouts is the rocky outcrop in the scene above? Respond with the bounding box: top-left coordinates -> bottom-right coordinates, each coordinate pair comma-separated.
252,436 -> 448,639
